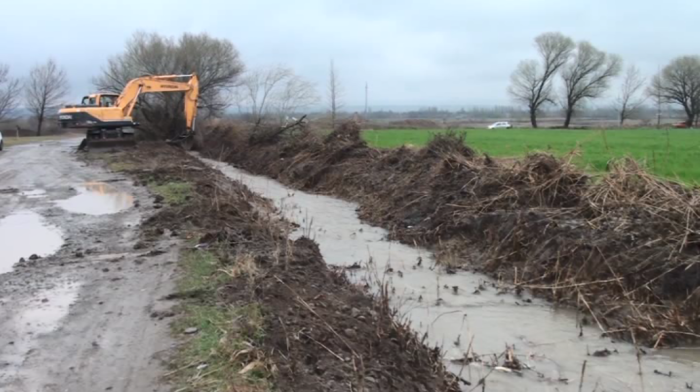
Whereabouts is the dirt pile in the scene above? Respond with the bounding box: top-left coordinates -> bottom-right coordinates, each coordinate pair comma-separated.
201,122 -> 700,346
110,142 -> 459,391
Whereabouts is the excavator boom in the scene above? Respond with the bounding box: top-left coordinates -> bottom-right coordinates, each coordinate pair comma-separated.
58,74 -> 199,150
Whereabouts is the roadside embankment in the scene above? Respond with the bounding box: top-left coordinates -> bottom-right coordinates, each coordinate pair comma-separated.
103,142 -> 459,391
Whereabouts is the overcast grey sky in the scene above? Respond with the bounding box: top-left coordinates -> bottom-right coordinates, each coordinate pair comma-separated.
1,0 -> 697,108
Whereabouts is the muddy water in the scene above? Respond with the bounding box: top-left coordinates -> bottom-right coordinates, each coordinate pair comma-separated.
0,211 -> 63,274
57,182 -> 134,215
201,158 -> 700,392
0,280 -> 81,384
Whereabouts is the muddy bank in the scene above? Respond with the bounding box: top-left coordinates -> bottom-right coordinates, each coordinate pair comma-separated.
107,142 -> 459,391
200,122 -> 700,346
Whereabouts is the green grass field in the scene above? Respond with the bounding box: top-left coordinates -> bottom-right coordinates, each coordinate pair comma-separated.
363,128 -> 700,184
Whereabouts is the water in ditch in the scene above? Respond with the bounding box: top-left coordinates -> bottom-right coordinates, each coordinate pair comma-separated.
201,157 -> 699,392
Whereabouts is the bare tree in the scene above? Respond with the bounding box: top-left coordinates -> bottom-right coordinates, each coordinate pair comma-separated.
94,31 -> 244,138
0,64 -> 21,123
25,59 -> 70,136
328,60 -> 343,129
508,32 -> 574,128
560,41 -> 622,128
273,74 -> 318,118
614,65 -> 646,127
236,65 -> 318,123
647,56 -> 700,127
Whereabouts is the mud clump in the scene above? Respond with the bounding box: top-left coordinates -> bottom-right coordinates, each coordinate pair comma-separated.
200,121 -> 700,346
106,142 -> 459,391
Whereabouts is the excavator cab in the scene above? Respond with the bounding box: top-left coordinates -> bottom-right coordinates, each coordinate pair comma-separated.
78,94 -> 119,107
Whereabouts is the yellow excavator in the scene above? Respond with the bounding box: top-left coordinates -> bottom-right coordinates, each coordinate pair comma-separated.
58,74 -> 199,150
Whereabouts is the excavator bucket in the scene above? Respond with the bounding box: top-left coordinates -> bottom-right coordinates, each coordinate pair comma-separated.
79,129 -> 137,151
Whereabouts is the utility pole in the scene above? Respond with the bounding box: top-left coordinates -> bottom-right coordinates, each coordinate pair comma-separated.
364,82 -> 368,115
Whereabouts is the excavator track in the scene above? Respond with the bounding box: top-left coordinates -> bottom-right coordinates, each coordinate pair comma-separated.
79,127 -> 137,151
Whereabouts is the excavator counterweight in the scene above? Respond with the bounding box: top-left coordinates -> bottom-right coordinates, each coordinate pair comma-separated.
58,74 -> 199,150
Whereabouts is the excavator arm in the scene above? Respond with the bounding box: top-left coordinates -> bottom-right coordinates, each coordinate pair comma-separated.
117,74 -> 200,132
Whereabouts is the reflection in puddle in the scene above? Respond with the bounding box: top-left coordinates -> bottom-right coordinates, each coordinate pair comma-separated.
201,158 -> 700,392
0,280 -> 80,376
57,182 -> 134,215
0,211 -> 64,274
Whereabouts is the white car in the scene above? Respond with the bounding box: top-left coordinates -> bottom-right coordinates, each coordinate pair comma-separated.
0,131 -> 3,151
488,122 -> 513,130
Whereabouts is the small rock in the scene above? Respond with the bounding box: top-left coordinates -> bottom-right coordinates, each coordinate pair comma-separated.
154,194 -> 165,203
350,308 -> 361,318
105,387 -> 113,391
133,242 -> 147,250
18,258 -> 26,263
41,298 -> 49,303
75,252 -> 84,258
592,348 -> 612,357
184,327 -> 199,335
29,254 -> 40,261
102,268 -> 110,273
153,204 -> 163,209
344,328 -> 357,339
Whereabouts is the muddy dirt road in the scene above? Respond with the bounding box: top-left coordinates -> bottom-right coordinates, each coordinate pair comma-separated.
0,139 -> 177,392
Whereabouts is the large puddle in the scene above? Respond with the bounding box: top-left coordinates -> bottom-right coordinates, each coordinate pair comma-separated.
201,157 -> 700,392
57,182 -> 134,215
0,280 -> 81,382
0,211 -> 64,274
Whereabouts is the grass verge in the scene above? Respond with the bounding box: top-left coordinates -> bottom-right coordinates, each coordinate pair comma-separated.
151,181 -> 193,205
3,134 -> 81,147
168,249 -> 271,392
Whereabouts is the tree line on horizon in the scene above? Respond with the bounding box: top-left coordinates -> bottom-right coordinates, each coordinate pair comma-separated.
509,32 -> 700,128
2,30 -> 700,136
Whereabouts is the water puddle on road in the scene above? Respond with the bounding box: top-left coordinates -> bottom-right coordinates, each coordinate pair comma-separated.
0,211 -> 64,274
57,182 -> 134,215
201,157 -> 700,392
20,189 -> 47,199
0,280 -> 81,380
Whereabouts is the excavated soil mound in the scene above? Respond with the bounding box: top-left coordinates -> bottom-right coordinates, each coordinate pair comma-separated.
201,122 -> 700,346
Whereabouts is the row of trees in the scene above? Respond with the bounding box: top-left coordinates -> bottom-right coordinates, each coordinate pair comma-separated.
1,32 -> 344,138
510,32 -> 700,128
0,60 -> 69,135
508,32 -> 622,128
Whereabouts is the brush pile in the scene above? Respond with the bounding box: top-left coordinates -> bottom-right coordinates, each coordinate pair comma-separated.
201,121 -> 700,346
